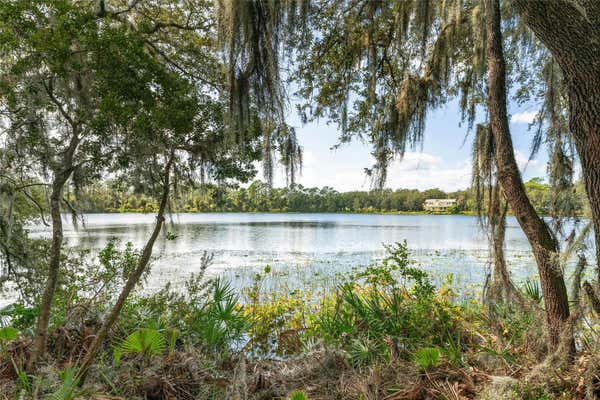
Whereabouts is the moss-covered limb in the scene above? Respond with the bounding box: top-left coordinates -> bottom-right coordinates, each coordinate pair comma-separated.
583,281 -> 600,316
485,0 -> 571,353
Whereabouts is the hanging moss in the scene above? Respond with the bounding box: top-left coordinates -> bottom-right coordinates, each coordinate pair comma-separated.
472,123 -> 495,219
217,0 -> 307,187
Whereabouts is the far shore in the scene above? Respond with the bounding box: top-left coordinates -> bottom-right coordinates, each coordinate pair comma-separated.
74,209 -> 477,216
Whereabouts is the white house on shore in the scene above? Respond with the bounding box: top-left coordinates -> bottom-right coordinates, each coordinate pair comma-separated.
423,198 -> 457,212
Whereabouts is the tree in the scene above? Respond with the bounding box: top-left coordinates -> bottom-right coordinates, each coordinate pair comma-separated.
512,1 -> 600,280
484,0 -> 571,350
216,0 -> 578,352
0,0 -> 136,366
296,1 -> 569,348
1,0 -> 303,376
76,66 -> 196,377
472,124 -> 523,305
0,0 -> 264,370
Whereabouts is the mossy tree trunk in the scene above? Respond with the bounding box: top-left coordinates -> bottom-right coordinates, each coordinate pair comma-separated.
513,0 -> 600,280
485,0 -> 571,352
487,185 -> 523,305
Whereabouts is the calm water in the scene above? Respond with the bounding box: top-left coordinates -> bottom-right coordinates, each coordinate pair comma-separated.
25,213 -> 556,295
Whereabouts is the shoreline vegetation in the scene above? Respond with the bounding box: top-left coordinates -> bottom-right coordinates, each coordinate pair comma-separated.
1,241 -> 589,400
80,209 -> 475,216
67,178 -> 584,217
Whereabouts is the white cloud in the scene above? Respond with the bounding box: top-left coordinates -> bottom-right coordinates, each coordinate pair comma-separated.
514,149 -> 547,181
511,111 -> 538,124
394,152 -> 441,171
256,148 -> 549,193
296,150 -> 370,190
294,151 -> 472,192
385,155 -> 472,192
514,149 -> 535,171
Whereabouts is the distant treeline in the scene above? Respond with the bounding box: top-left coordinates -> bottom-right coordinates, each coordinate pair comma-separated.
70,178 -> 584,215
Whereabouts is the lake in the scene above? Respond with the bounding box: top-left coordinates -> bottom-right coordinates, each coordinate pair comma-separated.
25,212 -> 562,296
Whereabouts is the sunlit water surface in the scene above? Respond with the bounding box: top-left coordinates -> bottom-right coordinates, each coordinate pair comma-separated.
25,213 -> 590,298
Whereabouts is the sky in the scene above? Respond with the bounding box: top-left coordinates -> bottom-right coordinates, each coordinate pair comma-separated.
266,97 -> 547,192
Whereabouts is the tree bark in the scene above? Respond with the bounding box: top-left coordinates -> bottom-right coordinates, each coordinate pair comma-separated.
76,154 -> 174,381
487,186 -> 523,305
571,254 -> 587,306
485,0 -> 571,351
583,280 -> 600,316
512,0 -> 600,277
28,126 -> 80,371
28,180 -> 65,369
571,94 -> 600,283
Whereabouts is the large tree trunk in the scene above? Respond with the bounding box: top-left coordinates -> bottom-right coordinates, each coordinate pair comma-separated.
76,155 -> 174,381
572,101 -> 600,283
512,0 -> 600,278
485,0 -> 571,351
583,280 -> 600,316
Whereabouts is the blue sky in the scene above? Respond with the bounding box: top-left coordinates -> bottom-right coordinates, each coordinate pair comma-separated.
267,98 -> 547,192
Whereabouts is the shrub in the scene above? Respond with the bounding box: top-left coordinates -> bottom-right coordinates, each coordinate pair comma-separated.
347,337 -> 386,368
414,347 -> 440,371
47,366 -> 82,400
188,278 -> 249,354
243,286 -> 312,355
0,326 -> 18,355
114,328 -> 166,366
289,390 -> 309,400
0,326 -> 18,343
309,242 -> 459,367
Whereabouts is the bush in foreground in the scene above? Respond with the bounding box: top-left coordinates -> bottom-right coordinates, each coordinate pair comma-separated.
0,242 -> 598,399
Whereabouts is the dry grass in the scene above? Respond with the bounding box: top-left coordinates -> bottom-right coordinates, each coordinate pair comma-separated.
235,345 -> 491,400
2,341 -> 600,399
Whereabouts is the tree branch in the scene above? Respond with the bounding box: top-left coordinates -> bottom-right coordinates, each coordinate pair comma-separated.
43,79 -> 75,127
22,189 -> 50,227
512,0 -> 600,78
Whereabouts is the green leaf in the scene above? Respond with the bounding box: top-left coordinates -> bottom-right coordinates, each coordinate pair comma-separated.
46,366 -> 80,400
414,347 -> 440,371
523,279 -> 542,303
114,328 -> 166,364
0,326 -> 18,342
289,390 -> 308,400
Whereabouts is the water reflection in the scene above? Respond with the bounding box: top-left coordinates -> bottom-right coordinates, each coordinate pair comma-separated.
26,213 -> 589,295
